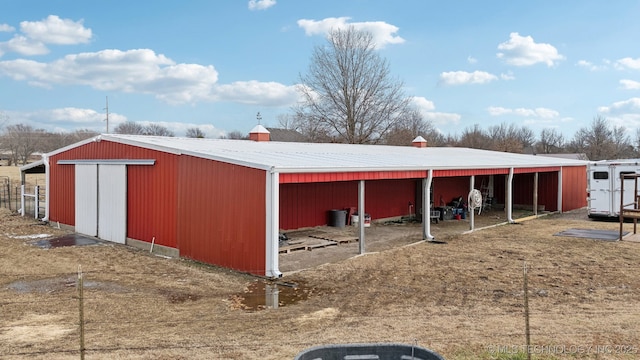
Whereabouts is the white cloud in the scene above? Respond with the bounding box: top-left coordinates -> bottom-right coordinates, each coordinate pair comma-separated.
0,35 -> 49,56
422,112 -> 461,127
410,96 -> 435,111
0,24 -> 15,32
213,80 -> 300,106
4,108 -> 226,137
616,57 -> 640,70
620,79 -> 640,90
487,106 -> 559,118
248,0 -> 276,11
0,16 -> 92,57
0,48 -> 299,107
598,97 -> 640,114
409,96 -> 460,127
20,15 -> 92,45
297,17 -> 404,49
496,32 -> 564,67
439,70 -> 498,86
500,71 -> 515,80
467,56 -> 477,64
596,98 -> 640,131
576,59 -> 608,71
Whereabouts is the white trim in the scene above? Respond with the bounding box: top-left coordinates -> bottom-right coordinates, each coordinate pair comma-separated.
265,171 -> 282,278
507,167 -> 514,223
424,170 -> 434,239
57,159 -> 155,166
557,168 -> 563,213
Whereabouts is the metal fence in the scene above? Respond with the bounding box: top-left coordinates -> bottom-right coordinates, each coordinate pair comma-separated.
0,180 -> 45,219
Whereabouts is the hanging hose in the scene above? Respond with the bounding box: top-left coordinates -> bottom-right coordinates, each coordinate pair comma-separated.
468,189 -> 483,215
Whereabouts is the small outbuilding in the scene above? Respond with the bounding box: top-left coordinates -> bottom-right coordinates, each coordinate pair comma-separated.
39,127 -> 588,277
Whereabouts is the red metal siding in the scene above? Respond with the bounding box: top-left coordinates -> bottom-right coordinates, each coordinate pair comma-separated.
176,155 -> 266,275
434,168 -> 509,177
562,166 -> 587,211
512,173 -> 558,212
48,159 -> 75,225
432,177 -> 470,207
280,182 -> 357,230
280,170 -> 427,183
48,141 -> 179,248
279,179 -> 417,230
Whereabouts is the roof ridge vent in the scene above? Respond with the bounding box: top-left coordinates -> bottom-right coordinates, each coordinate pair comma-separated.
250,124 -> 270,142
412,136 -> 427,148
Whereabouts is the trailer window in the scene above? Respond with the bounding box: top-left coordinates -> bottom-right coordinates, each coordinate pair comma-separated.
593,171 -> 608,180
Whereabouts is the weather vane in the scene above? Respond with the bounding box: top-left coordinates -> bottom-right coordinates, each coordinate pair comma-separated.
256,112 -> 262,125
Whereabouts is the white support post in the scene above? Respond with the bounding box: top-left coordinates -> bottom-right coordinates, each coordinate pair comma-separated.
470,175 -> 475,231
557,168 -> 563,213
34,185 -> 39,219
533,172 -> 539,215
20,184 -> 25,216
358,180 -> 365,255
423,170 -> 434,240
265,170 -> 282,278
507,168 -> 514,223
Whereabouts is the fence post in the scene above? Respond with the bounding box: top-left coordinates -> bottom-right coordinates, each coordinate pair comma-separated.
523,261 -> 531,360
34,185 -> 39,219
78,265 -> 85,360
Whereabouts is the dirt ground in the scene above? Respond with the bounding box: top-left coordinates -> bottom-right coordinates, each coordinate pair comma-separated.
2,205 -> 640,360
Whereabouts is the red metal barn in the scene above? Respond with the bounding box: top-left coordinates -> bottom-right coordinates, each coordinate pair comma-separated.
41,131 -> 587,277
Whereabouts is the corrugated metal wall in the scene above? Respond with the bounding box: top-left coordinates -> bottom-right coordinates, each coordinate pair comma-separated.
176,155 -> 266,275
562,165 -> 587,211
48,141 -> 179,248
432,177 -> 471,207
279,179 -> 417,230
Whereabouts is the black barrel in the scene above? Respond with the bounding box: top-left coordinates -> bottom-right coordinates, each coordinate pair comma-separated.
328,209 -> 347,227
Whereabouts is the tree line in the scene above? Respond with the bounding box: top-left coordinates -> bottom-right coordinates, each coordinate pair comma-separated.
0,114 -> 637,166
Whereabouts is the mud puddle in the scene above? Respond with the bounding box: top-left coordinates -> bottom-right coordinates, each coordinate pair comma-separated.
232,280 -> 312,311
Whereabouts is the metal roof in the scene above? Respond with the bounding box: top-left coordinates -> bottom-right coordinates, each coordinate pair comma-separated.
49,134 -> 589,173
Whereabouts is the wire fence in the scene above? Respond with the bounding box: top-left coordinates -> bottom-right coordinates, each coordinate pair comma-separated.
1,264 -> 639,359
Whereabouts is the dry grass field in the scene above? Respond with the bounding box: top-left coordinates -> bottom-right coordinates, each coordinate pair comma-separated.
1,166 -> 639,359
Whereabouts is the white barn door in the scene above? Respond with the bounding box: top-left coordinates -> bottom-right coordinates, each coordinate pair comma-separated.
75,164 -> 98,236
98,164 -> 127,244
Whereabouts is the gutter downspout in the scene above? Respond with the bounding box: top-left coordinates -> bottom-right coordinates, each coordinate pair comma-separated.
557,167 -> 563,213
507,167 -> 514,223
424,169 -> 434,240
43,154 -> 50,222
265,169 -> 282,278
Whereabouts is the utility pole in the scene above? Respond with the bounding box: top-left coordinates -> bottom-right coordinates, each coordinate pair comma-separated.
104,96 -> 109,133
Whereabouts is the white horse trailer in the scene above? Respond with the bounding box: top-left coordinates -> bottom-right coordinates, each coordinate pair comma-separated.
587,159 -> 640,219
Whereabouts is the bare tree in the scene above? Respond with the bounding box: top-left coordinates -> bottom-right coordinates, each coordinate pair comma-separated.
486,123 -> 534,153
186,127 -> 206,138
220,130 -> 248,140
278,113 -> 333,142
1,124 -> 42,165
568,115 -> 631,160
114,121 -> 146,135
536,128 -> 565,154
295,27 -> 411,144
384,109 -> 443,146
457,124 -> 491,149
144,123 -> 174,137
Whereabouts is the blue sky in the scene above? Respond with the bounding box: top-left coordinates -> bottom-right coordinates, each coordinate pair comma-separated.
2,0 -> 640,140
